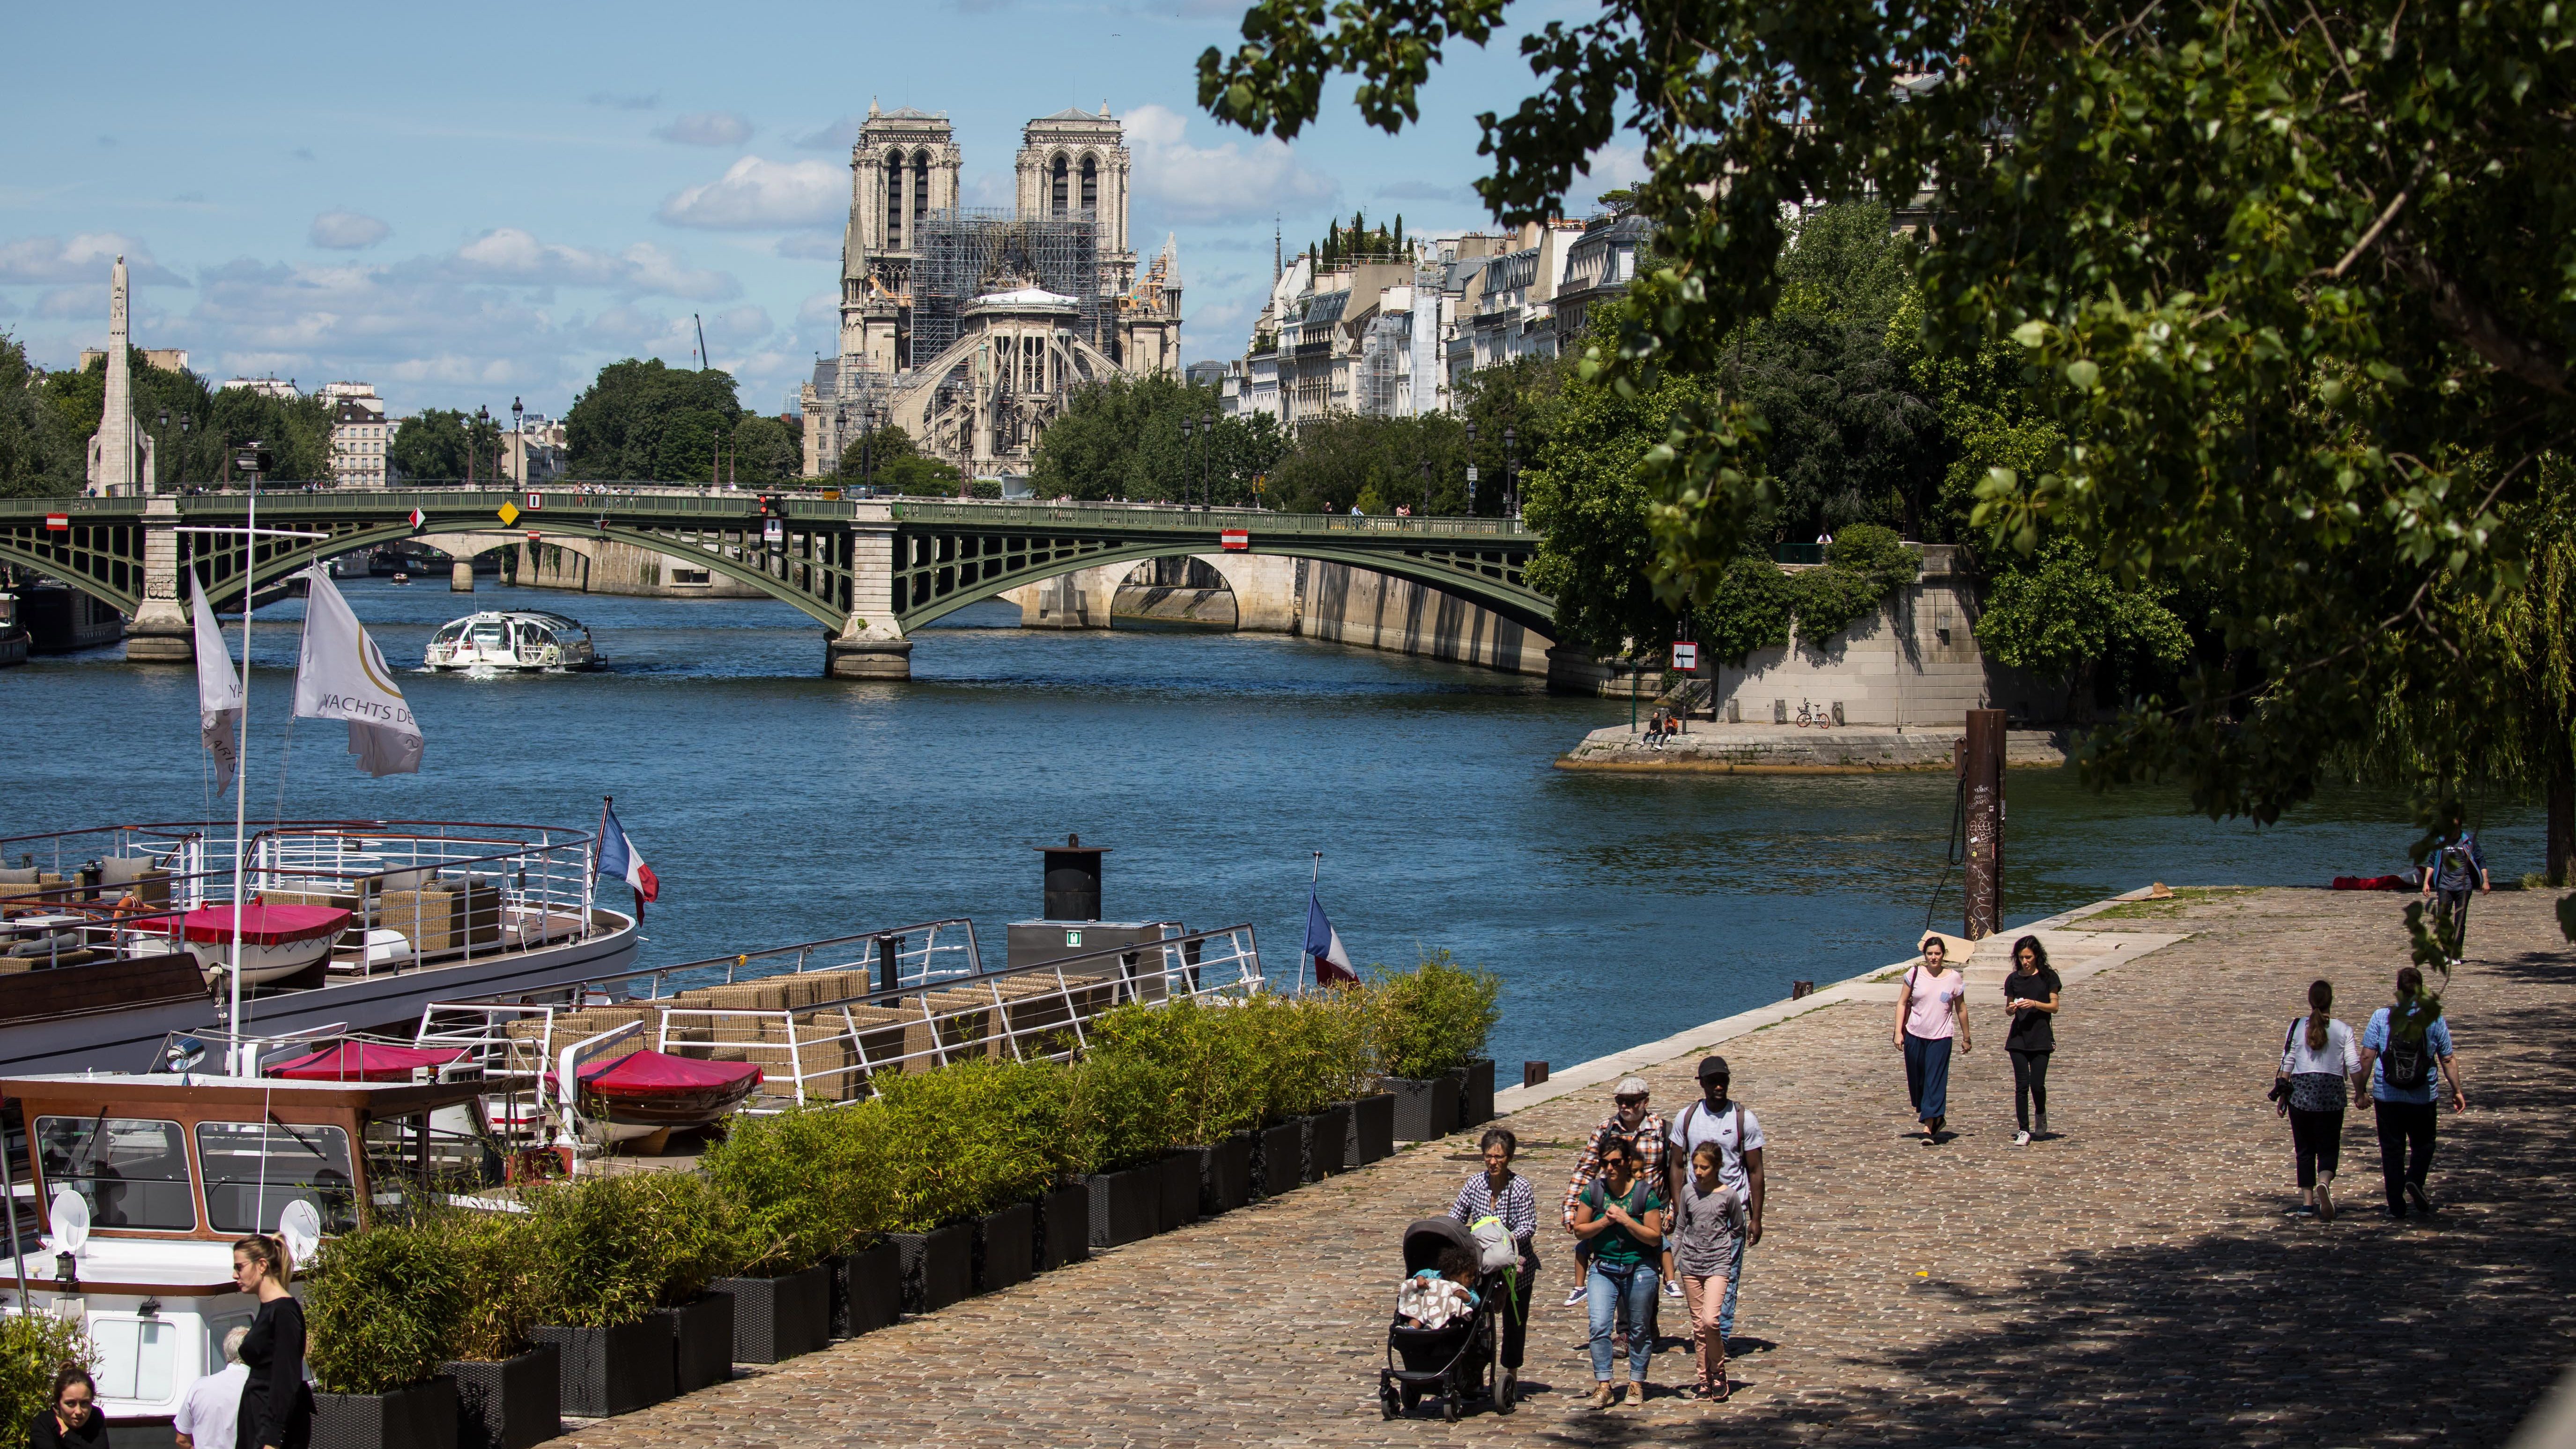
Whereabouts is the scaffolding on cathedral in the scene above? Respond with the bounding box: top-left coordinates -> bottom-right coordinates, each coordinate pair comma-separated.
910,208 -> 1104,366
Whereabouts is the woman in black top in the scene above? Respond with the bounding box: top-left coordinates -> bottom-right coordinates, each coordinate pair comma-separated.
232,1234 -> 311,1449
2000,936 -> 2062,1145
29,1366 -> 106,1449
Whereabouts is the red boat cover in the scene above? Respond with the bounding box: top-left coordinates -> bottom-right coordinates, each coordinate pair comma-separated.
272,1043 -> 466,1082
577,1049 -> 762,1091
2331,875 -> 2411,892
142,904 -> 353,947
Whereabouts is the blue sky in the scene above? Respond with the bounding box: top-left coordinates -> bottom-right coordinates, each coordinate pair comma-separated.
0,0 -> 1635,420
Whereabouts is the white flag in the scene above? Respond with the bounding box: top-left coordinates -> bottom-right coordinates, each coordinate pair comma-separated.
292,567 -> 423,777
190,580 -> 243,795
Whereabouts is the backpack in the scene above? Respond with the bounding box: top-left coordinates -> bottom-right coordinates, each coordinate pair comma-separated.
1466,1214 -> 1518,1273
1676,1100 -> 1747,1179
2381,1009 -> 2432,1091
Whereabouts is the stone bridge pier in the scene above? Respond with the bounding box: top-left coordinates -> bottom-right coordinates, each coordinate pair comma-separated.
826,503 -> 911,678
125,497 -> 192,662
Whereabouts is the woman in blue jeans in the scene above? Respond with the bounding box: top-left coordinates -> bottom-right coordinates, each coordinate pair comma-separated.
1569,1134 -> 1665,1408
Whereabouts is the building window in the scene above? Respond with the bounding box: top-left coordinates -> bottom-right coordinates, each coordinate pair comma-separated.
1080,155 -> 1097,215
1051,155 -> 1069,215
913,151 -> 930,223
885,151 -> 905,248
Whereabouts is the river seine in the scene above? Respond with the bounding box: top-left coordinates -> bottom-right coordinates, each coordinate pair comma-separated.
0,577 -> 2541,1073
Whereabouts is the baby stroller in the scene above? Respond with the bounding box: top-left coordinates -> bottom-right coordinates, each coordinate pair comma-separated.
1379,1218 -> 1513,1421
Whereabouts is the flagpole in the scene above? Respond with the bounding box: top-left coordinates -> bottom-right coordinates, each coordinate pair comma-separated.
226,470 -> 258,1074
1303,851 -> 1322,993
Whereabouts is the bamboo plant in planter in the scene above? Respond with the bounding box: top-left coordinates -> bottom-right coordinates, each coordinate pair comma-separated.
1067,1049 -> 1179,1249
877,1061 -> 1071,1310
523,1175 -> 687,1417
305,1220 -> 468,1449
701,1103 -> 892,1361
1368,950 -> 1502,1142
434,1212 -> 559,1449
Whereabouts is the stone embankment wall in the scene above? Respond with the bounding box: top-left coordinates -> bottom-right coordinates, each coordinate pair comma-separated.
1004,553 -> 1555,675
1558,721 -> 2071,773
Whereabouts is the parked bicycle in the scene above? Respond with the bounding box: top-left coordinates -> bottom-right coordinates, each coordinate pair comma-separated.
1797,700 -> 1833,729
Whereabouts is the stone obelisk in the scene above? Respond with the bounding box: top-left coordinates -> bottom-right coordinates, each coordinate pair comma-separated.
85,255 -> 154,497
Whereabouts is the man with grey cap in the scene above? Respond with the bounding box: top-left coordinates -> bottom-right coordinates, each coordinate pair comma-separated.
1666,1055 -> 1765,1345
1558,1075 -> 1668,1308
174,1326 -> 250,1449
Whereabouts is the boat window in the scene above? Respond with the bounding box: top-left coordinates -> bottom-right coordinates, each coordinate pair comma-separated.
34,1117 -> 196,1231
194,1122 -> 357,1235
91,1317 -> 179,1404
362,1111 -> 495,1198
433,624 -> 464,644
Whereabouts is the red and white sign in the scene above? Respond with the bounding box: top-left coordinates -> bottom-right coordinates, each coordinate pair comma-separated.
407,508 -> 424,529
1671,641 -> 1699,671
1220,528 -> 1250,551
43,514 -> 67,531
526,531 -> 541,542
525,493 -> 544,510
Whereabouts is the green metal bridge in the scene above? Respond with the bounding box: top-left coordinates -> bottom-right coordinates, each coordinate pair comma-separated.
0,490 -> 1550,676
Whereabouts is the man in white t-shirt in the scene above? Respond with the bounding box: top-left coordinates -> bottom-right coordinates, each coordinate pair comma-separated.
175,1326 -> 250,1449
1666,1055 -> 1766,1345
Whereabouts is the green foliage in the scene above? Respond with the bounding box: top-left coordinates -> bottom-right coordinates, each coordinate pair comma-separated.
1783,524 -> 1921,648
1261,991 -> 1376,1115
436,1210 -> 548,1363
1085,999 -> 1261,1144
304,1219 -> 468,1393
36,350 -> 332,485
1196,0 -> 2576,845
731,413 -> 804,484
524,1170 -> 739,1327
1694,555 -> 1792,665
389,408 -> 504,484
871,1061 -> 1076,1230
563,359 -> 745,482
0,1312 -> 92,1448
1265,413 -> 1464,516
0,334 -> 79,498
1367,949 -> 1501,1080
1066,1048 -> 1181,1173
836,423 -> 962,494
1026,375 -> 1285,503
699,1102 -> 894,1274
1975,535 -> 2194,717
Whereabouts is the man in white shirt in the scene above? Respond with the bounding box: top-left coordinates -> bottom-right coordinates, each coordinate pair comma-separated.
1666,1055 -> 1766,1346
174,1326 -> 249,1449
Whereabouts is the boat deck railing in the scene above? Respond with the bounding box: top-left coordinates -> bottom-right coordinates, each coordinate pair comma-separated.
412,920 -> 1263,1130
0,819 -> 604,982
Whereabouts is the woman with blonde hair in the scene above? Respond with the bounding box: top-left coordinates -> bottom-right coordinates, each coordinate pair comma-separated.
232,1234 -> 311,1449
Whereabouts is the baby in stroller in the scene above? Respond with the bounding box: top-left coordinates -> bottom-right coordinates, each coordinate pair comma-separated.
1380,1219 -> 1513,1421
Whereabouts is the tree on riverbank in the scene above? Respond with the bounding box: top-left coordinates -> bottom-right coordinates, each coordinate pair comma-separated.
35,349 -> 330,485
1197,0 -> 2576,859
563,359 -> 744,482
1025,375 -> 1287,504
0,334 -> 79,497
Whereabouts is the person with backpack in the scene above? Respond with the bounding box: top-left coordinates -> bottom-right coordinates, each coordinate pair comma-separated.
1569,1135 -> 1666,1409
2418,824 -> 2491,965
2352,966 -> 2467,1218
1557,1077 -> 1667,1308
2272,978 -> 2361,1221
2001,936 -> 2062,1145
1664,1055 -> 1765,1347
1448,1128 -> 1538,1406
1894,935 -> 1971,1141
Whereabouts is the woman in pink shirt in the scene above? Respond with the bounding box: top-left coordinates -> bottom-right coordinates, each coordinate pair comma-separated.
1894,935 -> 1972,1143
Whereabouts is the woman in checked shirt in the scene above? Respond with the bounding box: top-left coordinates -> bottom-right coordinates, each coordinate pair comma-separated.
1449,1127 -> 1539,1405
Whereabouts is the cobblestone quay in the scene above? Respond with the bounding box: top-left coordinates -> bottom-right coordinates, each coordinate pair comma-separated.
566,888 -> 2575,1447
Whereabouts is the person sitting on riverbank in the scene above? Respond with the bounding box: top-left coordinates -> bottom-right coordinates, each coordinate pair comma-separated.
1560,1077 -> 1668,1308
1644,709 -> 1672,749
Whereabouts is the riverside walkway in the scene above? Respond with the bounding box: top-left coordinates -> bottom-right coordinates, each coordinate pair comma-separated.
569,887 -> 2576,1447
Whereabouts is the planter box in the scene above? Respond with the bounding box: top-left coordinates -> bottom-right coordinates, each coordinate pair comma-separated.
653,1294 -> 733,1394
1451,1058 -> 1497,1130
1306,1103 -> 1350,1180
315,1375 -> 459,1449
1187,1136 -> 1252,1217
836,1241 -> 903,1336
1035,1183 -> 1089,1271
1251,1120 -> 1304,1198
1081,1166 -> 1158,1249
1385,1076 -> 1461,1143
710,1263 -> 831,1364
1157,1152 -> 1200,1230
973,1201 -> 1036,1293
1347,1092 -> 1396,1164
531,1319 -> 672,1419
444,1347 -> 557,1449
894,1222 -> 974,1313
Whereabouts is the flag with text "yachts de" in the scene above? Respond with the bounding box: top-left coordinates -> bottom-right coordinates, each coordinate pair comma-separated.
189,579 -> 242,795
595,807 -> 659,903
291,567 -> 423,777
1304,885 -> 1359,987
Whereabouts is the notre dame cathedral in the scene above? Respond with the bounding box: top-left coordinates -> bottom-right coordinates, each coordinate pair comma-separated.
799,103 -> 1184,484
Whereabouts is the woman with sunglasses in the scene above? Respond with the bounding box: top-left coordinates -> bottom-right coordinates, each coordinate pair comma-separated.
31,1367 -> 106,1449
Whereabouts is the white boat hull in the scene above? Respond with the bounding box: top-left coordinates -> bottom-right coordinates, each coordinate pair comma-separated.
182,933 -> 338,985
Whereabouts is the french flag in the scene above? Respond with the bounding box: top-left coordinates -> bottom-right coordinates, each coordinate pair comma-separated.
596,806 -> 659,904
1304,885 -> 1359,988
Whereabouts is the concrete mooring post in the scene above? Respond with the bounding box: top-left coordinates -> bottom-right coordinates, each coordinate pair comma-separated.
1962,708 -> 2006,938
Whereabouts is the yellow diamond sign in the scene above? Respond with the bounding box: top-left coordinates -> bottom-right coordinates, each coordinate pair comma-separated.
497,501 -> 521,526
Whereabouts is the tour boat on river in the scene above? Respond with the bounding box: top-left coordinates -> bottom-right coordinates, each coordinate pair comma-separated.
0,820 -> 638,1077
423,609 -> 604,672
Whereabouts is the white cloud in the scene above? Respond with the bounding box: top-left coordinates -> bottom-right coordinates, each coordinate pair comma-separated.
1573,143 -> 1650,208
444,229 -> 738,300
1125,104 -> 1336,225
0,233 -> 186,286
655,111 -> 754,147
309,210 -> 392,250
36,288 -> 93,319
657,156 -> 845,230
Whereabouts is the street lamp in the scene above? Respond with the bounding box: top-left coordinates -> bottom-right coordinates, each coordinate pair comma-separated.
511,397 -> 525,488
1418,454 -> 1431,518
473,405 -> 492,486
1464,419 -> 1478,516
1204,409 -> 1217,507
1179,416 -> 1193,506
1503,425 -> 1518,520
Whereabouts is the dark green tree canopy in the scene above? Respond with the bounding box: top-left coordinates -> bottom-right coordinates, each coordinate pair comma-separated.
1027,376 -> 1287,504
389,408 -> 503,484
32,350 -> 331,487
564,359 -> 744,482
